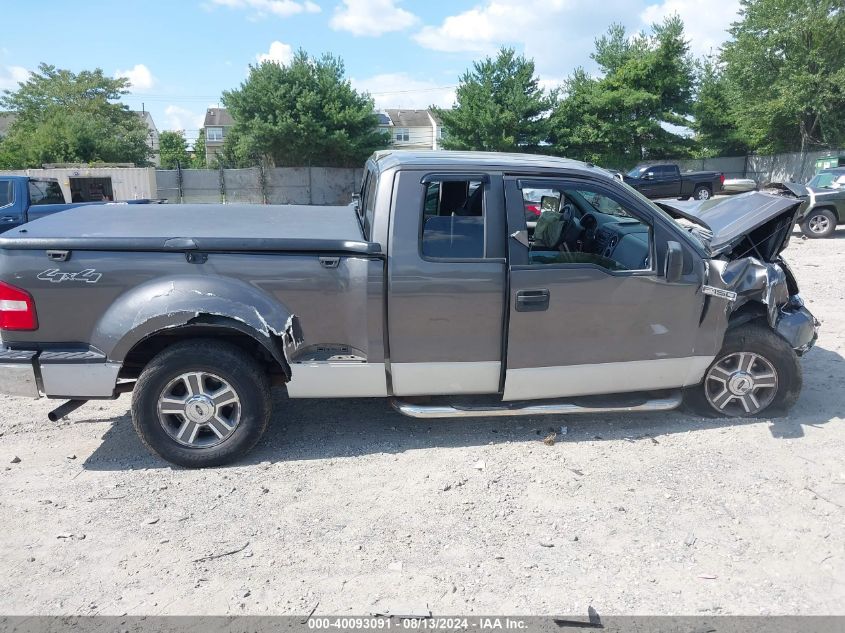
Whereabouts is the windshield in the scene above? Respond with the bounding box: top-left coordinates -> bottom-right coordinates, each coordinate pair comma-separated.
808,171 -> 845,190
626,165 -> 648,178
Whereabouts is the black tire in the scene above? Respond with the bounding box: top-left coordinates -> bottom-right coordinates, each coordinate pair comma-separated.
693,185 -> 712,201
800,208 -> 837,239
684,323 -> 801,418
131,339 -> 271,467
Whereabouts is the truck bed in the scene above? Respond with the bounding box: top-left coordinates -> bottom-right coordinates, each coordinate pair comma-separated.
0,203 -> 378,254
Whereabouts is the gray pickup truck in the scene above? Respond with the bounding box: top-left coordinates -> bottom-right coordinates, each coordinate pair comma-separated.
0,151 -> 818,467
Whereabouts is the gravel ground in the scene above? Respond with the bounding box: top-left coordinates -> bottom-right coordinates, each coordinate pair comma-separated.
0,230 -> 843,617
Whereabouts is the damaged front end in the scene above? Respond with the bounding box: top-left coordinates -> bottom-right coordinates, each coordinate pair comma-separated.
658,192 -> 820,355
707,257 -> 818,355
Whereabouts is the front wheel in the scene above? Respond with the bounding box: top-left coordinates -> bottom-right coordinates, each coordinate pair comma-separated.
801,209 -> 837,239
693,185 -> 712,200
131,339 -> 272,467
684,323 -> 801,418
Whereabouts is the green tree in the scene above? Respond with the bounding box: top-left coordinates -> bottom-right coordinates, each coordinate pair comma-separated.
158,130 -> 191,169
721,0 -> 845,153
191,128 -> 207,168
690,56 -> 749,157
433,48 -> 554,152
0,63 -> 151,168
221,51 -> 388,167
550,16 -> 696,167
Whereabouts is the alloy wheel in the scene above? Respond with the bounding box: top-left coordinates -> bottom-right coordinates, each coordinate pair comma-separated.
157,372 -> 241,447
704,352 -> 778,416
807,214 -> 831,234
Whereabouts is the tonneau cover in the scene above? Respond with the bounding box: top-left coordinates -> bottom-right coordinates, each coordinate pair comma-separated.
0,203 -> 380,254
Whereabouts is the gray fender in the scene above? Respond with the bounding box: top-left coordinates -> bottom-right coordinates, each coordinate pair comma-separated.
90,275 -> 302,367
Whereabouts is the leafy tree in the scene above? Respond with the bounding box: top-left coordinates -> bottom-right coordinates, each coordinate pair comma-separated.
691,56 -> 749,157
721,0 -> 845,153
191,128 -> 207,168
221,51 -> 388,167
0,64 -> 151,168
550,17 -> 695,167
158,130 -> 191,169
433,48 -> 554,152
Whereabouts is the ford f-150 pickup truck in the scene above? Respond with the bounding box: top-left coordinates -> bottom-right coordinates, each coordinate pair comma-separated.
624,164 -> 725,200
0,175 -> 156,233
0,151 -> 818,467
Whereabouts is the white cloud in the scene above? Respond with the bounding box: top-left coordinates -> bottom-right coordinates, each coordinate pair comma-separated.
256,40 -> 294,65
413,0 -> 739,83
208,0 -> 320,18
640,0 -> 741,56
0,65 -> 30,91
351,72 -> 455,110
114,64 -> 156,92
330,0 -> 417,36
164,105 -> 206,132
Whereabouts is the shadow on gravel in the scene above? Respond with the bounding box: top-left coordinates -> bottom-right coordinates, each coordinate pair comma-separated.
81,344 -> 845,471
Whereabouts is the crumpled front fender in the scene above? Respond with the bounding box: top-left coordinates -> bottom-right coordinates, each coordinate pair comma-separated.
707,257 -> 819,353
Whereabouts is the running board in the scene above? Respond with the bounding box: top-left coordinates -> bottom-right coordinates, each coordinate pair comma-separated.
391,392 -> 683,419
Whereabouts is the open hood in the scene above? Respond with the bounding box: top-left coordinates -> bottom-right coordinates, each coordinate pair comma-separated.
656,191 -> 803,262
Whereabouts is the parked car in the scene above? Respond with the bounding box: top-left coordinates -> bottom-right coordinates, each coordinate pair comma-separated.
795,168 -> 845,239
722,178 -> 757,194
624,163 -> 725,200
0,175 -> 158,233
0,151 -> 817,467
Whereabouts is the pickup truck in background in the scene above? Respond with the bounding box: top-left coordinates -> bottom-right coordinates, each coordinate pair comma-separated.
0,151 -> 817,467
624,164 -> 725,200
0,175 -> 157,232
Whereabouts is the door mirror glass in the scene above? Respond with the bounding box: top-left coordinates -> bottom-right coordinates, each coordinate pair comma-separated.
665,241 -> 684,283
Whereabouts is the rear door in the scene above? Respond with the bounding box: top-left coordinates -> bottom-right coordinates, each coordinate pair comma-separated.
387,170 -> 507,395
502,175 -> 710,401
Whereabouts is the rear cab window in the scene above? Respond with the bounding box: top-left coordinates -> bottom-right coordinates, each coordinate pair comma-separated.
28,180 -> 65,206
420,177 -> 486,259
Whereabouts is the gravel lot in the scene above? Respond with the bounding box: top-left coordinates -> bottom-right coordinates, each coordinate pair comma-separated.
0,229 -> 843,617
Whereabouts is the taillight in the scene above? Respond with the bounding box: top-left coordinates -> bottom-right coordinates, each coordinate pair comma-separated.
0,281 -> 38,330
720,173 -> 726,185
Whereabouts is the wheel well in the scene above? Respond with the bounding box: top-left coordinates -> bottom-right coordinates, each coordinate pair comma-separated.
806,205 -> 841,223
120,324 -> 290,384
694,183 -> 711,190
727,300 -> 768,330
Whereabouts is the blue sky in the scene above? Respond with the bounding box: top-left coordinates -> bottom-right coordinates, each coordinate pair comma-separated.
0,0 -> 741,143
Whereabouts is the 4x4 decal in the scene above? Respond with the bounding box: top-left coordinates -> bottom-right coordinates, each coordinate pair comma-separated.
37,269 -> 102,284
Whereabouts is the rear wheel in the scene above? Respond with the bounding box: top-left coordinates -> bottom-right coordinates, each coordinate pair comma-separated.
801,208 -> 837,239
685,323 -> 801,418
693,185 -> 712,200
131,339 -> 271,467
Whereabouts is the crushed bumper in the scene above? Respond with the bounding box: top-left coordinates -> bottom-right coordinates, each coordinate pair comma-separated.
775,296 -> 819,355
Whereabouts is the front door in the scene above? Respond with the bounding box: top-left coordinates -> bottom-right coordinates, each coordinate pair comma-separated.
503,176 -> 710,401
387,169 -> 507,396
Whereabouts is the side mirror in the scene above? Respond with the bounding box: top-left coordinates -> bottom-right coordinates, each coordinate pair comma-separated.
665,241 -> 684,283
644,172 -> 655,180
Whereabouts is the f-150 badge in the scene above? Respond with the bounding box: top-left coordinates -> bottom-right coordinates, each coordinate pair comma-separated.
37,269 -> 102,284
702,285 -> 737,301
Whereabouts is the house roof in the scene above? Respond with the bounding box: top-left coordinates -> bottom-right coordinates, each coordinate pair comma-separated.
383,109 -> 437,128
376,112 -> 391,126
0,112 -> 17,136
204,108 -> 234,127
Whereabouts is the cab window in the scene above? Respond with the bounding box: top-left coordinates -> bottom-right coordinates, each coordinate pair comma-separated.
421,178 -> 485,259
522,183 -> 652,271
28,180 -> 64,206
